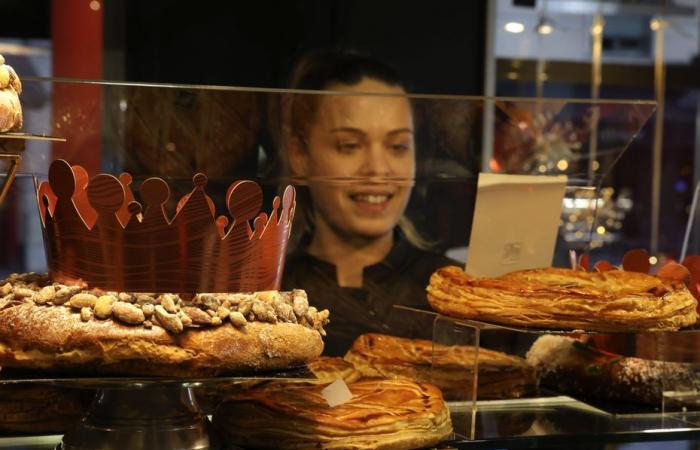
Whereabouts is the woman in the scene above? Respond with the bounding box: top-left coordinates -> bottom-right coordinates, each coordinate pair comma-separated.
279,51 -> 455,356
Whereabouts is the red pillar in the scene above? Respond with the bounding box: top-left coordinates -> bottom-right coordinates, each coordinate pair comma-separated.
51,0 -> 103,173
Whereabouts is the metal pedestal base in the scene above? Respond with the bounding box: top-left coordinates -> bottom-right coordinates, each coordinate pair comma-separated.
59,385 -> 220,450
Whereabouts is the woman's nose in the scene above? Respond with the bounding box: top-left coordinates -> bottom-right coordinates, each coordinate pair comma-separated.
359,145 -> 391,176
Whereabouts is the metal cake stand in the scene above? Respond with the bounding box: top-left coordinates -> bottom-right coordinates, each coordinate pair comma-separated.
0,367 -> 313,450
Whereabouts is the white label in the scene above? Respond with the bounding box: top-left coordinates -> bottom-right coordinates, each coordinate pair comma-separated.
465,173 -> 568,278
321,379 -> 353,407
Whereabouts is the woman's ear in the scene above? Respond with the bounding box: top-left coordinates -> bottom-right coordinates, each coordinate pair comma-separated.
288,135 -> 309,176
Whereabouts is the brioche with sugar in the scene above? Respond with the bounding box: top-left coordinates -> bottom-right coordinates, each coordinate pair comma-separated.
344,333 -> 534,400
0,54 -> 22,132
213,379 -> 453,450
0,272 -> 328,376
428,266 -> 697,332
527,335 -> 697,405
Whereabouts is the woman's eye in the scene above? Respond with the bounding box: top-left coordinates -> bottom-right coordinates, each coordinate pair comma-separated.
337,142 -> 361,153
390,143 -> 411,153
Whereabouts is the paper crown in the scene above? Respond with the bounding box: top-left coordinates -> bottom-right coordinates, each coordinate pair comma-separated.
37,159 -> 296,293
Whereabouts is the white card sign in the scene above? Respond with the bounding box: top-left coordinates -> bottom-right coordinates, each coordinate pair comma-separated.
465,173 -> 568,278
321,379 -> 353,407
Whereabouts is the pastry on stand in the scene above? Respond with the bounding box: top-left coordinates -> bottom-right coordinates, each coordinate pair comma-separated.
0,160 -> 330,450
344,333 -> 534,400
427,265 -> 697,332
196,356 -> 362,413
213,379 -> 453,450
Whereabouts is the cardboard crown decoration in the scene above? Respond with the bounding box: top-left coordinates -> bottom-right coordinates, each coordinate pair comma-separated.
37,159 -> 296,293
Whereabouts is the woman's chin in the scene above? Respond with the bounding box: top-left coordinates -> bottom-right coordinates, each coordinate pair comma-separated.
343,219 -> 398,241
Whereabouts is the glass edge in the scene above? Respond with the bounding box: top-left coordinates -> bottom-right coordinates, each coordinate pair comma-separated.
22,76 -> 658,105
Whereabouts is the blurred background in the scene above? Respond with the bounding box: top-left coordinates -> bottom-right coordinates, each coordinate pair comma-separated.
0,0 -> 698,279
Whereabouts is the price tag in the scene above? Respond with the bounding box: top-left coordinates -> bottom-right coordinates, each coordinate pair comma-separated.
321,379 -> 353,407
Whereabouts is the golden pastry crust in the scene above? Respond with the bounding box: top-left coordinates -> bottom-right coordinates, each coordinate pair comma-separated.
344,333 -> 534,400
427,266 -> 698,332
307,356 -> 364,384
0,300 -> 324,376
0,56 -> 22,132
195,357 -> 362,413
213,379 -> 453,450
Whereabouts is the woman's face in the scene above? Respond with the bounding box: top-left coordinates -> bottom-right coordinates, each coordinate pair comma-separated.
291,77 -> 415,241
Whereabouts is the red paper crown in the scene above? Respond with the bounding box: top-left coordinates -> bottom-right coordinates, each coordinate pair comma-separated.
36,159 -> 296,293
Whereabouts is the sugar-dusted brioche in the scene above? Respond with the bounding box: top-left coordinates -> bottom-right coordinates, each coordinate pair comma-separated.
0,54 -> 22,132
0,273 -> 327,376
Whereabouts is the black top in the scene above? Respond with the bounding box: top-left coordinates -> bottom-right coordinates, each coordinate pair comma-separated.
282,235 -> 456,356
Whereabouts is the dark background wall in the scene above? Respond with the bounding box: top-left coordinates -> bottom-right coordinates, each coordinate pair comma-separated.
118,0 -> 486,95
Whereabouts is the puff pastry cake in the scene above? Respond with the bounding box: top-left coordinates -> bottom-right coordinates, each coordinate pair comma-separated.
196,357 -> 362,413
428,266 -> 697,332
344,333 -> 534,400
213,379 -> 453,450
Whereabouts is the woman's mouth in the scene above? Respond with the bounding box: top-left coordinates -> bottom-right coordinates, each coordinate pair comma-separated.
349,193 -> 394,213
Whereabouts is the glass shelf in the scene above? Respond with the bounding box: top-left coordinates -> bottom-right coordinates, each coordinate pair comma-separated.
0,365 -> 314,389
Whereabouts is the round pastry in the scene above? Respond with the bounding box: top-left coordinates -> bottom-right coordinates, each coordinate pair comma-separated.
0,385 -> 92,434
527,335 -> 697,405
305,356 -> 364,385
344,333 -> 534,400
196,356 -> 362,413
213,379 -> 453,450
0,54 -> 22,133
0,273 -> 328,376
427,266 -> 698,332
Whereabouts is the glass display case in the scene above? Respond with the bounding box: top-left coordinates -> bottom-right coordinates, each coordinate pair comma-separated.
4,77 -> 699,450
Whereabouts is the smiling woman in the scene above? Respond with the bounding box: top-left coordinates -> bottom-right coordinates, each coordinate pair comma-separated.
278,50 -> 455,356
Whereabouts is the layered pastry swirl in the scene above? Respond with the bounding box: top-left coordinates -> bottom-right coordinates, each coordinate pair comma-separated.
428,266 -> 698,332
344,333 -> 534,400
213,379 -> 453,450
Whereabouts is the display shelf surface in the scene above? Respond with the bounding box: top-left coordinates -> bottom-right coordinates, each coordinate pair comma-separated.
395,304 -> 700,336
446,396 -> 700,448
395,304 -> 604,334
0,132 -> 66,142
0,366 -> 314,389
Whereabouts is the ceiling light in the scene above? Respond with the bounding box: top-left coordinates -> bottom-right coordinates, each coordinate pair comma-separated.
536,17 -> 554,35
504,22 -> 525,33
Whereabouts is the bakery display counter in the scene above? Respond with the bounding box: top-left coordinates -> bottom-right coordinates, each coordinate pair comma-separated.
3,397 -> 700,450
0,368 -> 313,450
448,396 -> 700,449
3,72 -> 688,449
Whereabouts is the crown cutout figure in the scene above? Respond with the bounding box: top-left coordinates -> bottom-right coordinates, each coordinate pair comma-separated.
37,159 -> 296,293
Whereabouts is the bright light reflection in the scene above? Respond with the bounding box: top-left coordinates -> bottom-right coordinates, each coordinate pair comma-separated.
505,22 -> 525,33
538,24 -> 553,35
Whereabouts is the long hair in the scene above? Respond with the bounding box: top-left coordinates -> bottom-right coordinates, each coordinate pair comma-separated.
272,50 -> 433,251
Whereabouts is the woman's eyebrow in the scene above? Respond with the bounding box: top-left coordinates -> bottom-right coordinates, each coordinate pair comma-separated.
387,128 -> 414,136
329,127 -> 365,134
